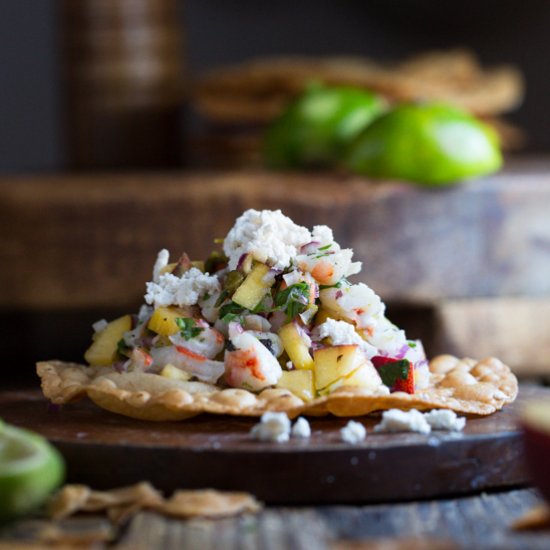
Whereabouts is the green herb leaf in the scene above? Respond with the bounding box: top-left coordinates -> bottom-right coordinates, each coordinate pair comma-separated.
252,295 -> 273,313
274,282 -> 310,320
319,279 -> 345,290
317,243 -> 332,251
377,359 -> 411,388
219,301 -> 246,324
176,317 -> 204,340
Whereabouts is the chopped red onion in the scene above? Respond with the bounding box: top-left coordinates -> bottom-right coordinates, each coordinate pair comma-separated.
299,241 -> 321,254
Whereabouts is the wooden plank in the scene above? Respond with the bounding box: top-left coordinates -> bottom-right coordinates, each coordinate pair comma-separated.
1,489 -> 546,549
0,387 -> 538,505
431,298 -> 550,376
116,489 -> 550,549
389,298 -> 550,376
2,164 -> 550,309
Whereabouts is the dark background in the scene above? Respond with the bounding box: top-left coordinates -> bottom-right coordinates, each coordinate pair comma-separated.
1,0 -> 550,174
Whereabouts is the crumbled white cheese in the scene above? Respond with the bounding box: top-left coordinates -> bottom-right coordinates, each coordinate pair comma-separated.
314,318 -> 378,358
144,267 -> 221,308
250,412 -> 291,443
291,417 -> 311,439
423,410 -> 466,431
224,209 -> 312,270
92,319 -> 108,333
374,409 -> 431,435
340,420 -> 367,444
311,225 -> 334,245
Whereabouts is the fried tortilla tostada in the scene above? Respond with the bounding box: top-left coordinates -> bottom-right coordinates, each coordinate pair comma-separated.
37,209 -> 518,421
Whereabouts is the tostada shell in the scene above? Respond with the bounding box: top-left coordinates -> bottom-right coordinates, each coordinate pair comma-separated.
37,354 -> 518,422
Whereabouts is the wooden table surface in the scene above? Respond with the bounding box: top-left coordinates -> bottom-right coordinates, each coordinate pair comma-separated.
1,488 -> 548,549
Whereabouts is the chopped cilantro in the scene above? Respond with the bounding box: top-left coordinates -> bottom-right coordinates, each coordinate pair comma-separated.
318,243 -> 332,251
176,317 -> 204,340
252,294 -> 272,313
219,301 -> 246,324
319,279 -> 346,290
408,342 -> 417,348
274,282 -> 310,320
377,359 -> 411,388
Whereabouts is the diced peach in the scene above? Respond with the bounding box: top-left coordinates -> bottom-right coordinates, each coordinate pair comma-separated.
232,263 -> 274,310
278,322 -> 314,370
276,369 -> 315,402
84,315 -> 132,366
313,345 -> 362,390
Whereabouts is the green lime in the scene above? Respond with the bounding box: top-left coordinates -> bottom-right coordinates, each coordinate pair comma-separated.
345,102 -> 502,185
0,419 -> 65,521
264,84 -> 385,169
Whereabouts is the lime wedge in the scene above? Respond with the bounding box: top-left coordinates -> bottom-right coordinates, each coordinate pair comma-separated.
264,84 -> 385,169
0,419 -> 64,521
345,102 -> 502,185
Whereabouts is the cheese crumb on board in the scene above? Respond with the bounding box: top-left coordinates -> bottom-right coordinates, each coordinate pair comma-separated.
374,409 -> 432,435
291,417 -> 311,439
340,421 -> 367,444
250,412 -> 291,443
423,409 -> 466,431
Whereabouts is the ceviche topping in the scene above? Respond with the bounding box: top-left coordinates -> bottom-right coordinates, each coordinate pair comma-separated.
84,209 -> 429,400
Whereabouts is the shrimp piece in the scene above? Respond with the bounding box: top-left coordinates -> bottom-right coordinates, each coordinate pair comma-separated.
224,323 -> 282,391
297,248 -> 361,286
319,283 -> 384,329
126,347 -> 153,372
169,323 -> 225,359
150,345 -> 225,384
311,261 -> 335,285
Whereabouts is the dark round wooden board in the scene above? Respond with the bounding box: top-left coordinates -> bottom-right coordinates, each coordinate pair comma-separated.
0,386 -> 540,504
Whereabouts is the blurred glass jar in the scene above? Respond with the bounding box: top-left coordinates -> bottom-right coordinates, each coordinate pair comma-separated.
61,0 -> 185,169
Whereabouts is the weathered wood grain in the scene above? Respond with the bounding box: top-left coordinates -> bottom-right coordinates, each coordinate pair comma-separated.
4,489 -> 544,549
389,298 -> 550,375
2,163 -> 550,309
430,298 -> 550,375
